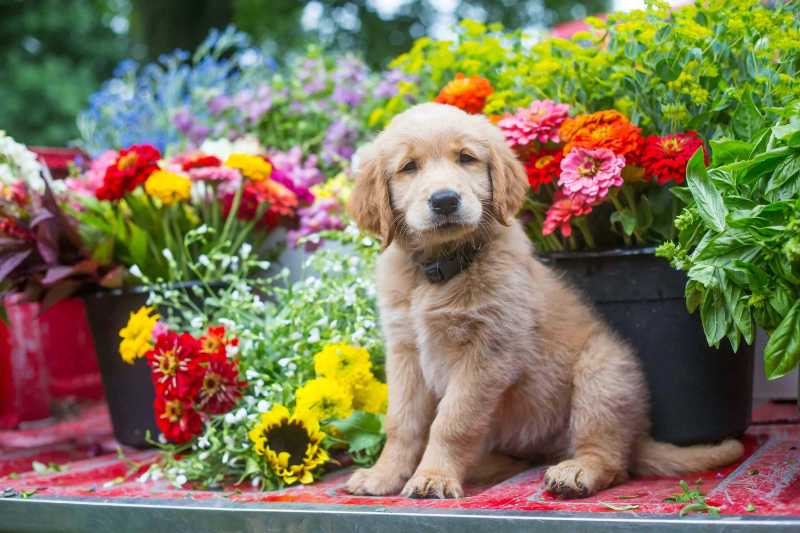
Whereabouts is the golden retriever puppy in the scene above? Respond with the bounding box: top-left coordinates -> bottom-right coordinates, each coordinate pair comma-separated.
345,102 -> 744,499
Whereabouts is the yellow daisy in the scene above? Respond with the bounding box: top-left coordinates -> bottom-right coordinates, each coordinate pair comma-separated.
248,405 -> 329,485
118,306 -> 159,364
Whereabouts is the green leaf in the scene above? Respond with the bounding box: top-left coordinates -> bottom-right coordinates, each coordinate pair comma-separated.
686,148 -> 727,232
731,90 -> 764,140
669,186 -> 694,205
329,411 -> 383,440
700,289 -> 728,347
128,223 -> 149,272
610,209 -> 637,236
710,139 -> 753,167
765,154 -> 800,201
764,301 -> 800,379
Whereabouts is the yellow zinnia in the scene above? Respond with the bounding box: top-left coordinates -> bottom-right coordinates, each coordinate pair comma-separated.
248,405 -> 329,485
295,377 -> 353,421
224,153 -> 272,181
313,343 -> 373,395
353,378 -> 388,415
144,170 -> 191,205
118,306 -> 159,363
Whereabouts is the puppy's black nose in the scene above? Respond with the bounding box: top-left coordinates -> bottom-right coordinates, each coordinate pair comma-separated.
429,189 -> 461,215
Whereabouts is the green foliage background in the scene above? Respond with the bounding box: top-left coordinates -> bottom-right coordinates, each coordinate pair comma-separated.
0,0 -> 607,147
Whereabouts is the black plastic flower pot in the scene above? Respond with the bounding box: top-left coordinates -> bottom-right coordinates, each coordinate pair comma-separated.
542,247 -> 754,446
81,286 -> 161,448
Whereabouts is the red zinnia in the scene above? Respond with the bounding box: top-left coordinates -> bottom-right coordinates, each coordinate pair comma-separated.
146,331 -> 202,397
181,154 -> 222,171
199,325 -> 239,357
524,149 -> 563,190
154,394 -> 203,444
96,144 -> 161,201
190,352 -> 246,415
222,179 -> 298,229
640,132 -> 706,185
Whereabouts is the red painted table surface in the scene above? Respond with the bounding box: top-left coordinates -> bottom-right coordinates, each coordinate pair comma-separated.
1,402 -> 799,518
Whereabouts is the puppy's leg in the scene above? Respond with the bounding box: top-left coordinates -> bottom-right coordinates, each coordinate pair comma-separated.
402,355 -> 510,499
544,331 -> 647,499
346,341 -> 435,496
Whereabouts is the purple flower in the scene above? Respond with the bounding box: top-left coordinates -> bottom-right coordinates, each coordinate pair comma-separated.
287,198 -> 345,251
269,164 -> 314,206
208,94 -> 231,115
322,119 -> 359,164
270,147 -> 325,189
375,69 -> 415,99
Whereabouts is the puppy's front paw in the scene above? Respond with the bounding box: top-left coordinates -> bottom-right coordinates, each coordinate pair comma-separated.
346,467 -> 407,496
543,458 -> 615,499
401,469 -> 464,499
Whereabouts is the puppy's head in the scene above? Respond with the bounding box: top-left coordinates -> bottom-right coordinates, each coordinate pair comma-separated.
348,103 -> 528,247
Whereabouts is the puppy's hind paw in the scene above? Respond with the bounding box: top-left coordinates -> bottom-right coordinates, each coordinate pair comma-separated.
346,467 -> 407,496
401,469 -> 464,499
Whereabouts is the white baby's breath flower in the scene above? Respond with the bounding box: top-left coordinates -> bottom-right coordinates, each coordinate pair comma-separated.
257,400 -> 270,412
198,255 -> 212,268
352,327 -> 366,342
239,242 -> 252,259
158,434 -> 167,444
191,316 -> 204,330
224,412 -> 237,425
129,265 -> 144,279
361,237 -> 373,247
308,328 -> 320,343
245,368 -> 259,380
162,249 -> 175,263
251,476 -> 261,488
174,474 -> 188,487
219,318 -> 235,330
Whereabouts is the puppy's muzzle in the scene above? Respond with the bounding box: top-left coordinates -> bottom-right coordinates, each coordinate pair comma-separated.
429,189 -> 461,216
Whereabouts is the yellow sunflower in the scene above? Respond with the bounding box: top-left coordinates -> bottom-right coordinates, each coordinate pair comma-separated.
248,405 -> 329,485
295,378 -> 353,421
118,306 -> 159,363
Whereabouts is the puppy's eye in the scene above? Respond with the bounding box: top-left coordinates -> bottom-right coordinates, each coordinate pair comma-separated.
459,151 -> 477,164
399,160 -> 417,173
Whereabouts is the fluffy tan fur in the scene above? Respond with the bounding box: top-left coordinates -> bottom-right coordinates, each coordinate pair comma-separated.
346,103 -> 743,499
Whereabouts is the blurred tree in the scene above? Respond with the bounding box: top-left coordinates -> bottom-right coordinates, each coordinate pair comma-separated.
0,0 -> 130,146
233,0 -> 610,68
0,0 -> 608,146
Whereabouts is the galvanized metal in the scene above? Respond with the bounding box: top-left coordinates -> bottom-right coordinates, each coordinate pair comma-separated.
2,497 -> 800,533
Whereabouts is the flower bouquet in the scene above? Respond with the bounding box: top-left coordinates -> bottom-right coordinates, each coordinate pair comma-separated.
117,228 -> 388,489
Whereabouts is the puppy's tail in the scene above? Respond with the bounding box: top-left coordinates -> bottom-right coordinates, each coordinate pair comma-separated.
632,437 -> 744,477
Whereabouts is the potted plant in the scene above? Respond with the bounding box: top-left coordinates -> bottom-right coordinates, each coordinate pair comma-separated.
69,30 -> 376,447
658,102 -> 800,388
368,1 -> 800,443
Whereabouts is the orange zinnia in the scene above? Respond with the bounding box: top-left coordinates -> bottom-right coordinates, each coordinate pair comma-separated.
559,110 -> 643,162
435,73 -> 493,114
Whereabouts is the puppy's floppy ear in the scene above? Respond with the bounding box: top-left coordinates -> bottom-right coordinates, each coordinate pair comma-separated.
487,129 -> 529,225
347,142 -> 396,247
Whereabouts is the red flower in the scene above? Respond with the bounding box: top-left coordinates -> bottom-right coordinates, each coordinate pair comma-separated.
199,325 -> 239,357
96,144 -> 161,201
190,352 -> 246,415
146,331 -> 202,397
222,179 -> 298,229
542,192 -> 593,238
154,394 -> 203,444
181,154 -> 222,171
640,132 -> 706,185
524,149 -> 563,190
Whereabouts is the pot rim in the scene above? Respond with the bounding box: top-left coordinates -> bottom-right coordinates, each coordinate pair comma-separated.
540,246 -> 658,261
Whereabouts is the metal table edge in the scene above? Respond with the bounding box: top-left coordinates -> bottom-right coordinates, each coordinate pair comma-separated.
2,496 -> 799,533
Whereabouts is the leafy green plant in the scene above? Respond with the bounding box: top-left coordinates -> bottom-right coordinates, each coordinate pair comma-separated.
658,103 -> 800,378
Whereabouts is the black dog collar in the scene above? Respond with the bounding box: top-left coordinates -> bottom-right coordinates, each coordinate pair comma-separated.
415,242 -> 483,284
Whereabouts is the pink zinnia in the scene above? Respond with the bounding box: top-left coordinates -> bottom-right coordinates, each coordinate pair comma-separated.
188,166 -> 242,183
542,192 -> 592,238
558,147 -> 625,205
498,100 -> 571,147
66,149 -> 118,197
